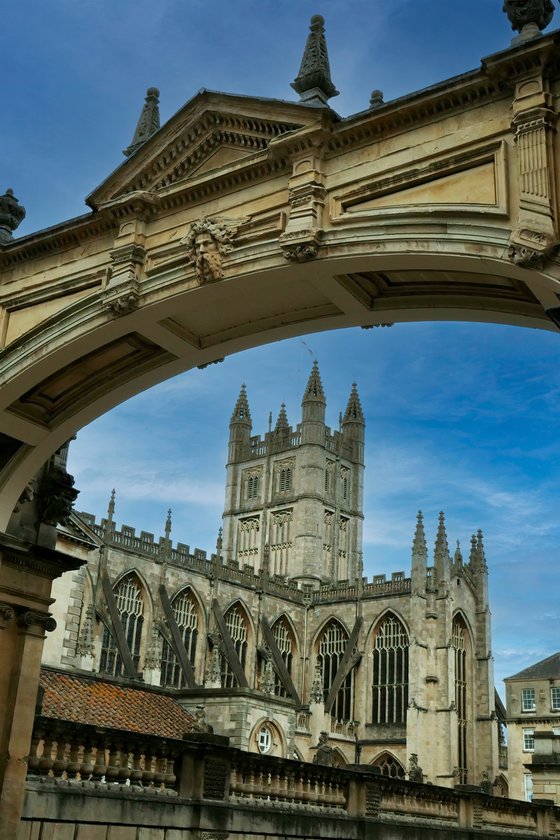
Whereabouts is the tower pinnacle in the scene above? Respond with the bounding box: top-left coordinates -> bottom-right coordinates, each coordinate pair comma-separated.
291,15 -> 339,106
230,383 -> 251,425
412,511 -> 427,559
123,87 -> 161,157
343,383 -> 364,424
302,360 -> 325,403
275,403 -> 290,434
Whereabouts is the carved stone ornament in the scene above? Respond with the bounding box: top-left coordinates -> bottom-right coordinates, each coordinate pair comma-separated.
19,610 -> 57,633
0,188 -> 26,244
181,217 -> 243,284
283,242 -> 319,263
503,0 -> 554,33
309,661 -> 324,704
508,228 -> 558,268
104,281 -> 140,315
0,603 -> 15,629
408,753 -> 424,783
39,465 -> 79,527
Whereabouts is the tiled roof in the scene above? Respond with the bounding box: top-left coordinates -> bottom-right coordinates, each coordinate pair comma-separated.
505,651 -> 560,682
39,669 -> 195,739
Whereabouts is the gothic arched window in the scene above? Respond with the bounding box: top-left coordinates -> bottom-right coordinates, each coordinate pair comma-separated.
452,615 -> 470,784
317,620 -> 353,722
372,613 -> 409,724
100,574 -> 144,677
222,604 -> 248,688
271,616 -> 295,698
279,466 -> 292,493
371,752 -> 406,779
161,589 -> 199,688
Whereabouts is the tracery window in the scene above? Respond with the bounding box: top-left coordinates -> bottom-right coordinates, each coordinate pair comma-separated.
246,472 -> 260,500
161,589 -> 199,688
452,616 -> 469,784
271,616 -> 295,698
279,466 -> 292,493
341,466 -> 349,501
372,613 -> 408,724
222,604 -> 248,688
317,620 -> 353,722
269,509 -> 293,577
237,516 -> 260,559
371,752 -> 406,779
100,574 -> 144,677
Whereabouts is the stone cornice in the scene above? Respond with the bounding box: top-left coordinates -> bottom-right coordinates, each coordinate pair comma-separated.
0,531 -> 84,580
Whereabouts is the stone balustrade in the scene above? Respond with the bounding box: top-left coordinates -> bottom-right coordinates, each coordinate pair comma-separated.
23,717 -> 560,838
27,716 -> 181,795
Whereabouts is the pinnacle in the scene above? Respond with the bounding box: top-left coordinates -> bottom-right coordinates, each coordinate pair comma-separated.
231,383 -> 252,424
275,402 -> 290,432
291,15 -> 339,106
123,87 -> 161,158
302,360 -> 326,403
343,382 -> 364,424
164,508 -> 172,540
434,511 -> 450,564
454,540 -> 463,565
107,488 -> 116,521
412,510 -> 427,557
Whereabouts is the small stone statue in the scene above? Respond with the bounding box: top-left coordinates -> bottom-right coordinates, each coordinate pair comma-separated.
503,0 -> 554,41
313,731 -> 334,766
408,753 -> 424,783
480,769 -> 492,795
309,662 -> 324,704
193,704 -> 213,734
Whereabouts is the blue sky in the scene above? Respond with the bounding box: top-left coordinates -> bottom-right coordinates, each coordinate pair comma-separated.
4,1 -> 559,694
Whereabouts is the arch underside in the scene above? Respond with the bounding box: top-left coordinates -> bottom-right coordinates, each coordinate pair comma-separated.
0,238 -> 559,526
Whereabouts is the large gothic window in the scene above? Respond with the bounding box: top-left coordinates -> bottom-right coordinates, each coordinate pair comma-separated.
271,616 -> 295,698
317,620 -> 354,722
100,574 -> 144,676
222,604 -> 249,688
372,613 -> 409,724
452,616 -> 469,784
161,589 -> 199,688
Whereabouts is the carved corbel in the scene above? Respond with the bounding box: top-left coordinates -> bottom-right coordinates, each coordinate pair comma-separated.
278,140 -> 329,262
509,94 -> 559,268
104,243 -> 145,315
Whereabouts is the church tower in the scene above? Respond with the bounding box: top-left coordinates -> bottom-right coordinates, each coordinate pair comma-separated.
221,363 -> 365,587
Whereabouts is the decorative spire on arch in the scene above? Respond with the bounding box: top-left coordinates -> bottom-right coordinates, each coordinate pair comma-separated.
291,15 -> 339,106
123,87 -> 161,157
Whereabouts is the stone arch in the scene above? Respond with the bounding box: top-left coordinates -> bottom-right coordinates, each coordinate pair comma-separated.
99,570 -> 147,677
451,610 -> 475,784
366,607 -> 410,645
269,613 -> 299,698
369,611 -> 409,726
221,599 -> 253,688
370,750 -> 406,780
313,617 -> 354,722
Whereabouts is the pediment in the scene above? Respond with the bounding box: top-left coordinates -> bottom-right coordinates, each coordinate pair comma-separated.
87,92 -> 318,209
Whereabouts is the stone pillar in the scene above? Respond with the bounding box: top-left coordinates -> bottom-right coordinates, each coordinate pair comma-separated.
0,533 -> 83,839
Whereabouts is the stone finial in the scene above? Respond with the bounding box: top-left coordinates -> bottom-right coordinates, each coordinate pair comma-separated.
291,15 -> 339,106
275,403 -> 290,434
164,508 -> 172,541
434,511 -> 450,564
454,539 -> 463,565
231,383 -> 251,424
369,89 -> 384,109
76,603 -> 95,658
123,87 -> 161,157
412,511 -> 428,558
302,360 -> 326,403
343,383 -> 365,424
107,488 -> 116,525
216,526 -> 223,556
503,0 -> 554,44
310,661 -> 324,704
474,529 -> 488,572
0,188 -> 26,244
262,656 -> 276,695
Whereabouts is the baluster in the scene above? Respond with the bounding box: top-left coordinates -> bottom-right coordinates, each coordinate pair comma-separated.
80,740 -> 94,781
164,755 -> 176,791
52,733 -> 68,778
142,752 -> 155,787
66,735 -> 82,781
270,768 -> 281,801
27,730 -> 42,777
309,772 -> 319,804
92,739 -> 107,782
154,752 -> 167,789
38,735 -> 54,777
118,743 -> 132,785
294,770 -> 304,804
105,741 -> 121,783
247,764 -> 256,798
129,747 -> 143,787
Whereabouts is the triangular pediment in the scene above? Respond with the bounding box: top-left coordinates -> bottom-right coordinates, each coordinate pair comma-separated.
87,91 -> 323,209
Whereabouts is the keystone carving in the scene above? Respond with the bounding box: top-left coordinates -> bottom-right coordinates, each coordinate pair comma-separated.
182,217 -> 244,284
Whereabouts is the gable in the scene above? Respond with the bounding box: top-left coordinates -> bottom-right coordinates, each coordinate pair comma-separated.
87,92 -> 319,209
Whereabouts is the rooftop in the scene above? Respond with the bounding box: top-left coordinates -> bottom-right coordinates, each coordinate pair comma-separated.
505,651 -> 560,682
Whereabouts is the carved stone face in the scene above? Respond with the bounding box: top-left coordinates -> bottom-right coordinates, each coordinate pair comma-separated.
503,0 -> 554,31
194,232 -> 222,282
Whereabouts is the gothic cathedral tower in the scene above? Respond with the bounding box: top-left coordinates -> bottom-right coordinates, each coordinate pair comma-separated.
222,362 -> 365,587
